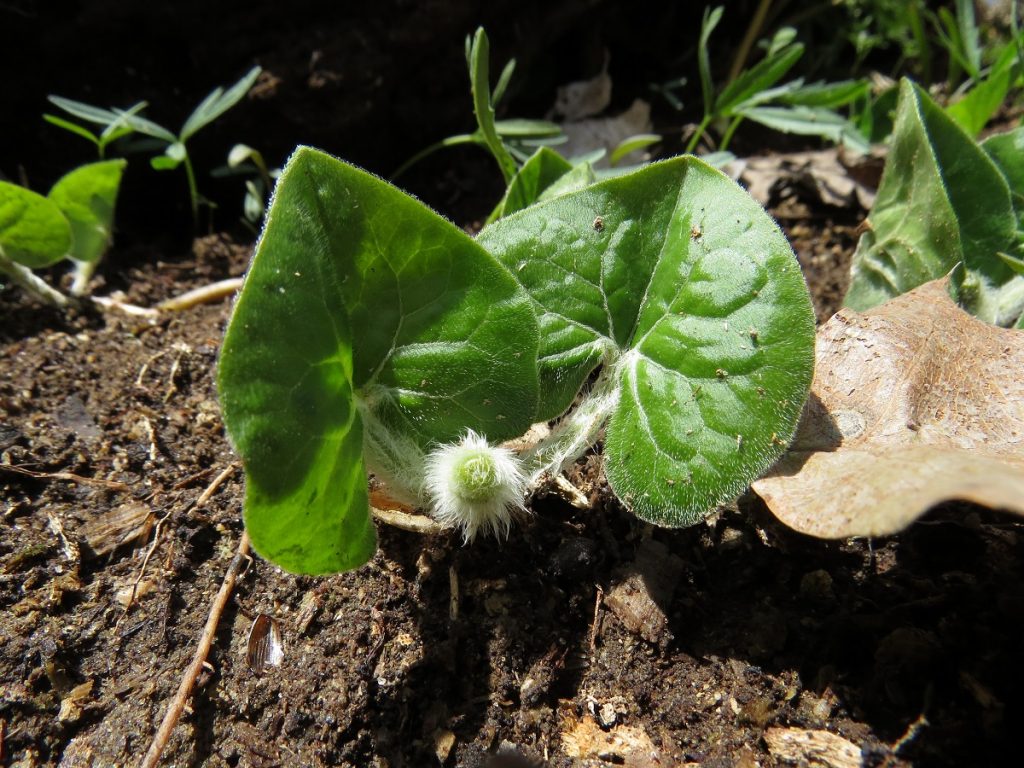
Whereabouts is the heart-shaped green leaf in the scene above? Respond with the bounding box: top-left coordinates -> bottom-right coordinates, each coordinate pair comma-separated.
219,147 -> 539,574
0,181 -> 72,268
48,159 -> 127,264
478,156 -> 815,526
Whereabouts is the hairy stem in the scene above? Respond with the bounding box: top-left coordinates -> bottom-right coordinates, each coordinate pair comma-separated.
522,362 -> 621,486
0,251 -> 69,308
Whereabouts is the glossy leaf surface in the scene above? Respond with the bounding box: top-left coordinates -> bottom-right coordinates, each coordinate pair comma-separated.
47,160 -> 127,263
478,157 -> 815,525
219,147 -> 538,573
0,181 -> 71,268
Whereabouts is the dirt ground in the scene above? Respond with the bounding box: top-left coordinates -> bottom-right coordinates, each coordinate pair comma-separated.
3,198 -> 1022,767
3,3 -> 1022,767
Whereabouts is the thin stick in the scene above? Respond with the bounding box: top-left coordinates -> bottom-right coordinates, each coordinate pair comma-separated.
139,531 -> 250,768
90,295 -> 160,319
156,278 -> 243,312
372,507 -> 445,535
589,584 -> 604,656
122,464 -> 235,616
195,465 -> 237,507
0,463 -> 130,491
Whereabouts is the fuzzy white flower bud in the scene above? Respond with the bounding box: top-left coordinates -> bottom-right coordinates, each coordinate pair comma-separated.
423,430 -> 528,542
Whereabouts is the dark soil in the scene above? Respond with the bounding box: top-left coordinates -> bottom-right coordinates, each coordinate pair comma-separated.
2,3 -> 1021,767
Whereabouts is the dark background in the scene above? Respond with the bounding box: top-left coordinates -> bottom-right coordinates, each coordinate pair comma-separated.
1,0 -> 894,236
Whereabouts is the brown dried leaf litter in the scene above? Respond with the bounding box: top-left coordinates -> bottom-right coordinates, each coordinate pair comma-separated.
753,278 -> 1024,537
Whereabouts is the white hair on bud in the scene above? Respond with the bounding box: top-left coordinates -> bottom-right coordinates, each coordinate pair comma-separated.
423,429 -> 528,543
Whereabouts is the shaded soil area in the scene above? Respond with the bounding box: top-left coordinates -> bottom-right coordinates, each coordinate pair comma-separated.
2,214 -> 1021,767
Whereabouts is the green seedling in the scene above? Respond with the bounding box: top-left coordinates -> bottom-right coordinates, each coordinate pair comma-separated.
44,100 -> 147,158
846,78 -> 1024,328
212,143 -> 280,228
49,67 -> 262,224
393,28 -> 564,182
686,6 -> 869,154
218,147 -> 815,575
0,159 -> 126,305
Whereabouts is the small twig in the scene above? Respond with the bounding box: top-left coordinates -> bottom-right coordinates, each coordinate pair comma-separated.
121,465 -> 236,618
891,712 -> 929,755
448,565 -> 459,622
372,507 -> 445,535
195,464 -> 237,508
0,463 -> 130,491
156,278 -> 243,312
92,277 -> 243,320
589,584 -> 604,656
90,294 -> 160,319
139,531 -> 250,768
119,511 -> 172,619
163,344 -> 190,404
142,417 -> 159,463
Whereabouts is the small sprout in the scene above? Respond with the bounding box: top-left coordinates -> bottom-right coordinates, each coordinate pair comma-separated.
593,216 -> 605,232
423,429 -> 528,542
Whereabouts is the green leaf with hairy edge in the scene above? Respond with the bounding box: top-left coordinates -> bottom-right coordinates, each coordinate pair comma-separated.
47,160 -> 126,264
219,147 -> 539,574
478,157 -> 815,526
0,181 -> 71,268
846,79 -> 1021,325
488,147 -> 573,223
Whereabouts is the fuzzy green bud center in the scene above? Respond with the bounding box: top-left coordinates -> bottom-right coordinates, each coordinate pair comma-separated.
453,450 -> 501,502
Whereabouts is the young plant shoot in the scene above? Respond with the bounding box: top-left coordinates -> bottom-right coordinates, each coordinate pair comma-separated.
218,147 -> 815,575
0,159 -> 126,304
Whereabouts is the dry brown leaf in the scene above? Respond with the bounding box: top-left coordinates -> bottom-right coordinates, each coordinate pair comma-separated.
558,99 -> 653,168
764,727 -> 861,768
752,278 -> 1024,537
738,148 -> 882,210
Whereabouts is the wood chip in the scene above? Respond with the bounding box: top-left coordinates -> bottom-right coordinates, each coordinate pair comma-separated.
80,502 -> 153,556
604,539 -> 684,643
764,727 -> 861,768
57,680 -> 94,723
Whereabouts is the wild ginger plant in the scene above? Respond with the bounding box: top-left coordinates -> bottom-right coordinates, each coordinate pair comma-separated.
218,147 -> 815,575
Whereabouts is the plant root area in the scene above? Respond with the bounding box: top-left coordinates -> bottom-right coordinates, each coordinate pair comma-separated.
2,218 -> 1021,768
